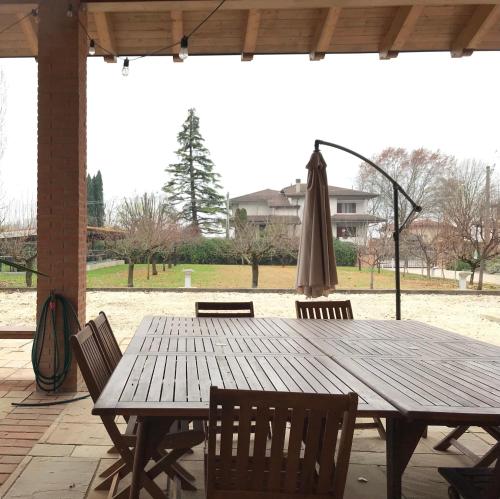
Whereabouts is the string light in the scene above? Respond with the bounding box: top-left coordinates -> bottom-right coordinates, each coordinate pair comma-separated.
122,57 -> 130,76
66,4 -> 73,17
89,39 -> 96,56
179,36 -> 189,60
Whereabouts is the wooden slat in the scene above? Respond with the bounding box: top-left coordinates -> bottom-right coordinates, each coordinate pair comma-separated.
241,9 -> 261,61
0,326 -> 34,339
379,5 -> 424,59
451,4 -> 500,57
310,7 -> 341,60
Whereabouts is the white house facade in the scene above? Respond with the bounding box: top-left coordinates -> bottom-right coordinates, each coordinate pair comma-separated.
229,179 -> 383,242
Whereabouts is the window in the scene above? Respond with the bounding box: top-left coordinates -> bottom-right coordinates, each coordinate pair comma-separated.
337,226 -> 357,238
337,202 -> 356,213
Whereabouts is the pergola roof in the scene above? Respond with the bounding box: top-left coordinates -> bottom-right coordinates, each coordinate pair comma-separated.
2,1 -> 500,59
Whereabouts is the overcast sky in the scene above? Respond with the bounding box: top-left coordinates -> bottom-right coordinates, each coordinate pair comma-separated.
0,51 -> 499,212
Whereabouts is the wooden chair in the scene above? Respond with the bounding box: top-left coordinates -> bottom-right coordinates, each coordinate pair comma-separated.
206,387 -> 358,499
88,311 -> 122,373
435,426 -> 500,467
295,300 -> 385,439
71,326 -> 203,499
439,459 -> 500,499
295,300 -> 353,319
195,301 -> 254,318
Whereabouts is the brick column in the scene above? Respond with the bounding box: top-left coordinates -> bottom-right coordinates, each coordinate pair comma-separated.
37,0 -> 87,391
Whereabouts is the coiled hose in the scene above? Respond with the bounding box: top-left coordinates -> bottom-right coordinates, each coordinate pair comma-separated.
31,292 -> 81,392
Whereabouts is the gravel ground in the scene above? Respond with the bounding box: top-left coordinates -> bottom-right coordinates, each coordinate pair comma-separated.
0,290 -> 499,346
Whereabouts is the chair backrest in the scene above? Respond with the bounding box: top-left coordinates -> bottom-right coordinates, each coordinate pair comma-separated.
195,301 -> 254,318
88,311 -> 122,372
206,387 -> 358,499
295,300 -> 354,320
70,325 -> 112,402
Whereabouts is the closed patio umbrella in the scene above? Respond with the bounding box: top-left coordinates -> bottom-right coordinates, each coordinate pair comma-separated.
296,150 -> 338,298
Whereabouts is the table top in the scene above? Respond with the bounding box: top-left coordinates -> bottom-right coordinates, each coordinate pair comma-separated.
93,316 -> 500,424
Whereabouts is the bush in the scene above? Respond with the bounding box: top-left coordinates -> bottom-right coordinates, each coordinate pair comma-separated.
174,237 -> 357,266
175,238 -> 237,264
333,239 -> 357,266
446,260 -> 471,271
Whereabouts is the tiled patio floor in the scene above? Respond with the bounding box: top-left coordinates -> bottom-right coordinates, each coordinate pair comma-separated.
0,338 -> 495,498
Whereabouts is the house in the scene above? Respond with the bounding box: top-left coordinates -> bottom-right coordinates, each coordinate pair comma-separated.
229,179 -> 383,242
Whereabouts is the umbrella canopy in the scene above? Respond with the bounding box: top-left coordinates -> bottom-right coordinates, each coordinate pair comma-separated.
296,151 -> 338,298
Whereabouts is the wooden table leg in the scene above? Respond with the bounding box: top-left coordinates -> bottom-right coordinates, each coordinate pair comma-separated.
386,418 -> 426,499
130,417 -> 149,499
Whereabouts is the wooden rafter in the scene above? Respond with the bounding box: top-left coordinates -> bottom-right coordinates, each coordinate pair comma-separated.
170,10 -> 183,62
16,11 -> 37,55
310,7 -> 341,61
451,4 -> 500,57
93,12 -> 117,62
241,9 -> 260,61
379,5 -> 424,59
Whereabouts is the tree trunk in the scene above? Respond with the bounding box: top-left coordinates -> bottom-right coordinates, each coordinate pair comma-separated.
357,256 -> 362,271
426,264 -> 431,279
370,267 -> 375,290
478,259 -> 485,290
470,267 -> 476,285
377,262 -> 381,274
26,271 -> 33,288
168,261 -> 172,269
162,262 -> 166,271
152,255 -> 158,276
128,262 -> 135,287
251,259 -> 259,288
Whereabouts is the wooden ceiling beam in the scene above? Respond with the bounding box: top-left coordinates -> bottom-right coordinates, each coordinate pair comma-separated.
86,1 -> 500,14
170,10 -> 183,62
451,4 -> 500,57
241,9 -> 261,61
16,11 -> 37,56
310,7 -> 341,61
379,5 -> 424,59
93,12 -> 117,62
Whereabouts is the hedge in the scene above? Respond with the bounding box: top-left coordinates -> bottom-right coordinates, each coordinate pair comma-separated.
173,237 -> 357,267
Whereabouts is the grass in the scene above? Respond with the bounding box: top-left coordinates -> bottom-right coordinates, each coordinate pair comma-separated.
1,263 -> 495,290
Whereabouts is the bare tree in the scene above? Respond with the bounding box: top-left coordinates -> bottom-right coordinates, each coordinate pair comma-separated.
356,147 -> 454,223
0,203 -> 37,287
231,217 -> 297,288
107,193 -> 179,287
356,224 -> 393,289
436,160 -> 500,288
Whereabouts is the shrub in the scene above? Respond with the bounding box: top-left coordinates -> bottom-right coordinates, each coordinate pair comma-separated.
333,239 -> 357,266
446,260 -> 471,271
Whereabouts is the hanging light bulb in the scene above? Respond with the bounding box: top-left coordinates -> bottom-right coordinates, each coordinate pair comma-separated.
89,39 -> 96,56
179,36 -> 189,60
31,8 -> 39,24
122,58 -> 130,76
66,4 -> 73,17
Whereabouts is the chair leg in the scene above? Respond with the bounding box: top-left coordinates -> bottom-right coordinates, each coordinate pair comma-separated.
106,473 -> 120,499
422,425 -> 428,439
95,463 -> 128,491
475,443 -> 500,467
434,426 -> 468,451
99,458 -> 124,478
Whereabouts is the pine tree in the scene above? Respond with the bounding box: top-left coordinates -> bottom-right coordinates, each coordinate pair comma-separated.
87,174 -> 95,226
163,108 -> 225,234
93,171 -> 105,227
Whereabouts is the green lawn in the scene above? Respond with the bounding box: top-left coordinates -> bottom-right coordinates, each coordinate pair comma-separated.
0,263 -> 492,290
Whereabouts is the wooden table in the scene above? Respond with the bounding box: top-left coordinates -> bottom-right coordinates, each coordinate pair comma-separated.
93,316 -> 500,499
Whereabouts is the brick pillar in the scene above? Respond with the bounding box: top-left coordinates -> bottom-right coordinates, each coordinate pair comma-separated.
37,0 -> 87,392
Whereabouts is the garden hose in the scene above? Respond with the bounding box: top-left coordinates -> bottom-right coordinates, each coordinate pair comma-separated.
31,292 -> 81,393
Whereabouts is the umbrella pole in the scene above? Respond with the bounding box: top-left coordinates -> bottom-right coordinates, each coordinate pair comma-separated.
393,185 -> 401,320
313,139 -> 422,320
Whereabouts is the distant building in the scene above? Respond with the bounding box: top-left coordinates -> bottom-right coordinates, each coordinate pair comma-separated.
229,179 -> 383,242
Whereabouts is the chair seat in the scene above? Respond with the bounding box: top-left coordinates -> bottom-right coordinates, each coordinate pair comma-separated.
439,467 -> 496,499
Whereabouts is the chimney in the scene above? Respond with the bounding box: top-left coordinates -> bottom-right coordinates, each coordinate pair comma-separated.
295,178 -> 301,194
